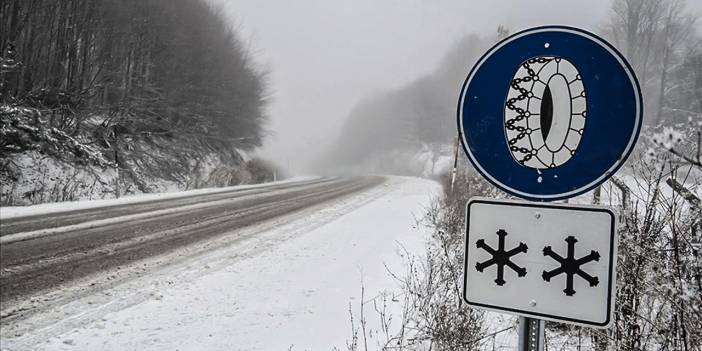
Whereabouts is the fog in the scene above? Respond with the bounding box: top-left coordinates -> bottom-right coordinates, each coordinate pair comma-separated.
214,0 -> 701,175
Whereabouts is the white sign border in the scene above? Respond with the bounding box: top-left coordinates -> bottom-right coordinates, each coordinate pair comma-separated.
462,196 -> 619,328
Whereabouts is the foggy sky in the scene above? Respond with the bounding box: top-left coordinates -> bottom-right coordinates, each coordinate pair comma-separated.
214,0 -> 701,175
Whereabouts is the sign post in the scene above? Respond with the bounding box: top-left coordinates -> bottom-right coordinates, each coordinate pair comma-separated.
518,317 -> 545,351
456,25 -> 642,350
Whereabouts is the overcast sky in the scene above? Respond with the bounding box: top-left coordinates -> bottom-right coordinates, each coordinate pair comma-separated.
213,0 -> 700,174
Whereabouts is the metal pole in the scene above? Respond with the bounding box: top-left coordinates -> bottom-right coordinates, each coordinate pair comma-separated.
114,149 -> 120,199
517,317 -> 545,351
516,194 -> 558,351
450,133 -> 460,193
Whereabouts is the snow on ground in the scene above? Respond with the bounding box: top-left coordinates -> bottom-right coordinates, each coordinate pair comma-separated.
3,177 -> 440,351
0,176 -> 318,220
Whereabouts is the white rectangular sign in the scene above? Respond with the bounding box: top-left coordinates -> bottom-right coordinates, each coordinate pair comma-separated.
463,197 -> 618,328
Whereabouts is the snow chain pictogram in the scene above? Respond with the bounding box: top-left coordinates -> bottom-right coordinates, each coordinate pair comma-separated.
505,57 -> 554,164
504,56 -> 587,170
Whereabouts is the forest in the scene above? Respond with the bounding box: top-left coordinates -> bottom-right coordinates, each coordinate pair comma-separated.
325,0 -> 702,177
0,0 -> 270,204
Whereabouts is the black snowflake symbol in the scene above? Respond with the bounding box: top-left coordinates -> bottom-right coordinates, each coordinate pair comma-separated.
542,236 -> 600,296
475,229 -> 528,286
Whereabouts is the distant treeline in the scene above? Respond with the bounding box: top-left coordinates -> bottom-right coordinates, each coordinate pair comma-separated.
320,35 -> 490,171
323,0 -> 702,174
0,0 -> 267,149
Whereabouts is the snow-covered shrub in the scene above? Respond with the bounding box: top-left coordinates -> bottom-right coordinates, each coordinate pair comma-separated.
547,128 -> 701,350
396,167 -> 493,350
648,118 -> 701,169
0,104 -> 274,205
0,105 -> 111,166
0,151 -> 116,206
1,105 -> 116,205
601,142 -> 701,351
245,158 -> 282,184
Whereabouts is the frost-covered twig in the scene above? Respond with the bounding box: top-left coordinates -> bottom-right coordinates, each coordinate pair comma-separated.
650,124 -> 702,169
666,177 -> 701,210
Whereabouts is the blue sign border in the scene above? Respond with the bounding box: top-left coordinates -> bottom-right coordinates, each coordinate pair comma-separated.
457,26 -> 643,201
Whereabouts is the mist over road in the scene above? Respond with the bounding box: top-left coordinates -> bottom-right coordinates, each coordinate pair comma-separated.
0,177 -> 382,323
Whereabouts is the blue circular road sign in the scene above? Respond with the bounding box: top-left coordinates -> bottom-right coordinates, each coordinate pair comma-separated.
458,26 -> 642,201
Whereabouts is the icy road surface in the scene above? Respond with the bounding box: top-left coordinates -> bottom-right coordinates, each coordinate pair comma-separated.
1,176 -> 440,350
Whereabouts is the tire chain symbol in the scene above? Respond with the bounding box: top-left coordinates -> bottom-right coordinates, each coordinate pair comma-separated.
505,57 -> 553,165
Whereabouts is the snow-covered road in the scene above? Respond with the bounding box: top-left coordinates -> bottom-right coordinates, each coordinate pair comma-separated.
1,177 -> 441,351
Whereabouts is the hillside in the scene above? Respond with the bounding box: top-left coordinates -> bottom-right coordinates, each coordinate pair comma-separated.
0,0 -> 273,205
